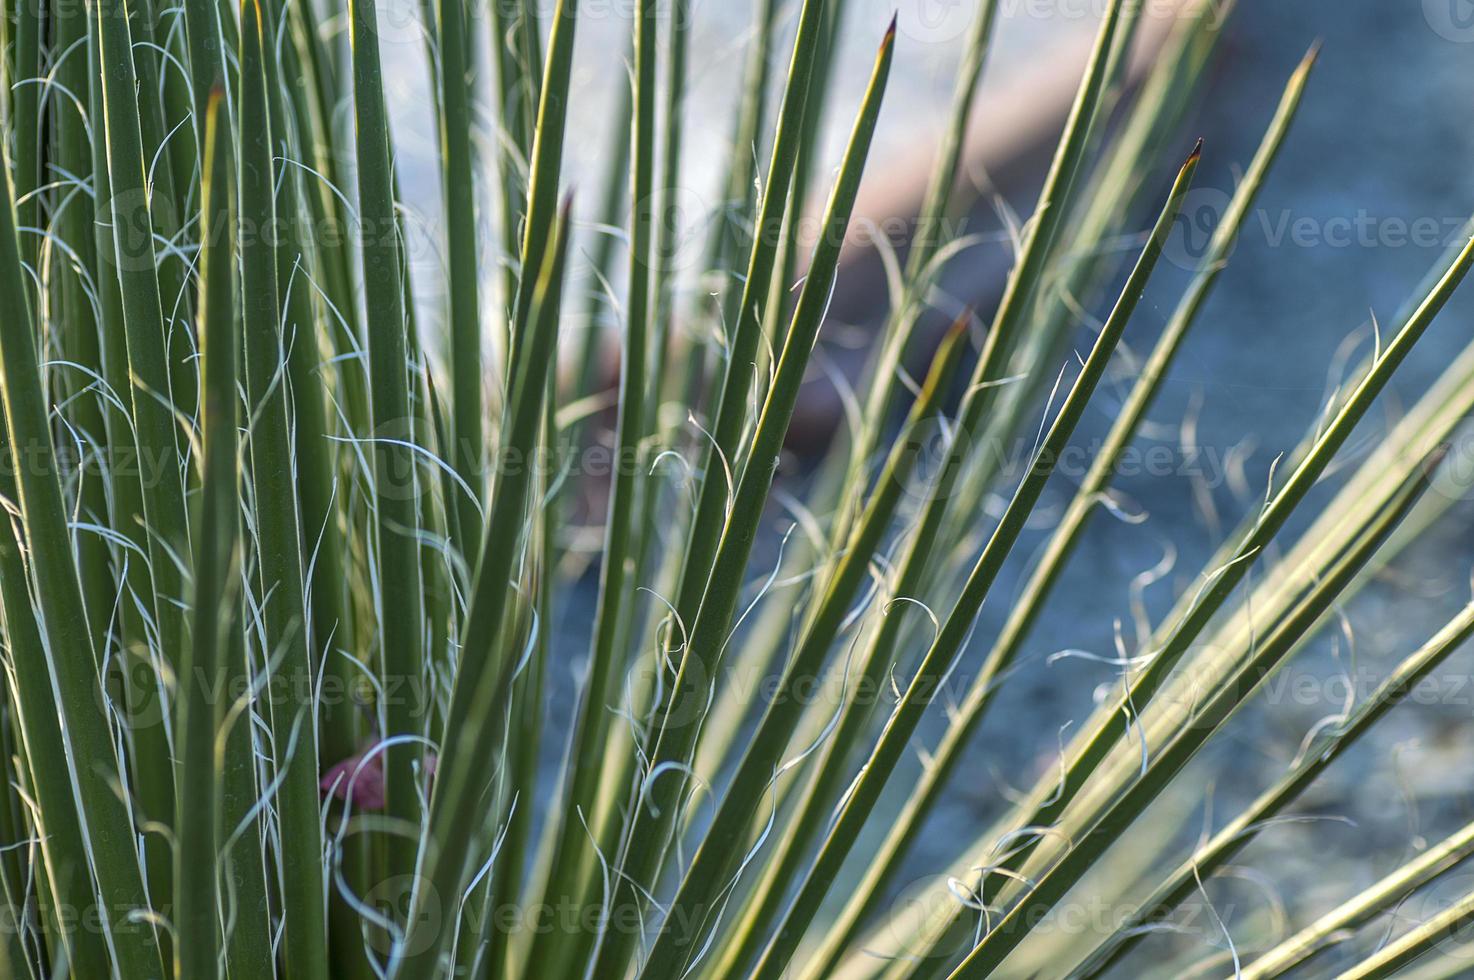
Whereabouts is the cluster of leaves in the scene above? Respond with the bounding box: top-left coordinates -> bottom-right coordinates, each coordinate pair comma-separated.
0,0 -> 1471,977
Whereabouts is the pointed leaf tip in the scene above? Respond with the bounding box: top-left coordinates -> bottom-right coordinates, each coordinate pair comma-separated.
1424,442 -> 1452,477
885,12 -> 898,43
945,307 -> 973,342
1187,137 -> 1204,163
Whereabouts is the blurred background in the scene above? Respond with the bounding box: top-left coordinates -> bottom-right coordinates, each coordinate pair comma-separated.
374,1 -> 1474,971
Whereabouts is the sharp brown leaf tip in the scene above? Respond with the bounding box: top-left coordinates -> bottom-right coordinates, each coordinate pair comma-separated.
1424,443 -> 1452,475
1187,138 -> 1204,163
886,13 -> 898,42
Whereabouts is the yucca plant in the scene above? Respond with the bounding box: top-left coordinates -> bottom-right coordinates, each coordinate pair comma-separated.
0,0 -> 1471,977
